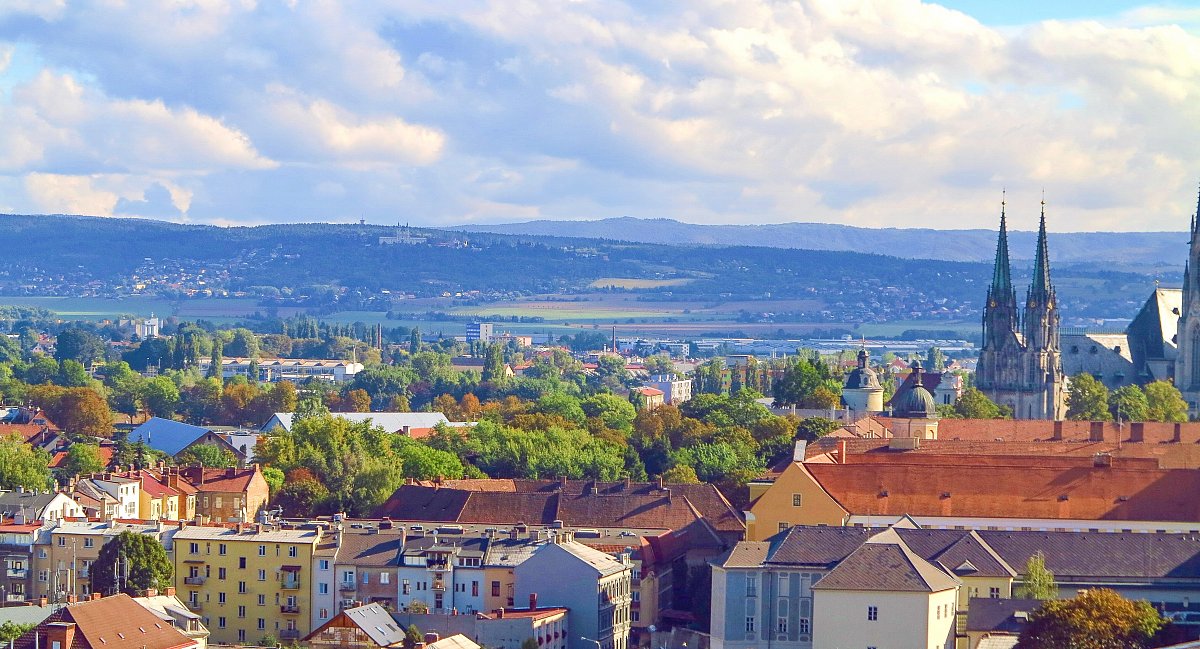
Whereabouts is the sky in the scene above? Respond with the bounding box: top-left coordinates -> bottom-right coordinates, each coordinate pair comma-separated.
0,1 -> 1199,232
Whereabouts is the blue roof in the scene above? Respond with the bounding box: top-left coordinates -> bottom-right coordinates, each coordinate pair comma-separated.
130,417 -> 212,456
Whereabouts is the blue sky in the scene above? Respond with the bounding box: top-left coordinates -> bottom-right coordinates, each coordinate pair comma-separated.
0,1 -> 1198,232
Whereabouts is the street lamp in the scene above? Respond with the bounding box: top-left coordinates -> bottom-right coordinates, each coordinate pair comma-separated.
580,637 -> 602,649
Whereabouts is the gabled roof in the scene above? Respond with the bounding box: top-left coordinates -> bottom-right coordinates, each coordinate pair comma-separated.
714,541 -> 770,569
178,466 -> 261,494
14,594 -> 192,649
263,412 -> 450,434
130,418 -> 211,457
526,540 -> 628,577
811,529 -> 958,593
964,597 -> 1040,634
0,490 -> 63,517
329,603 -> 406,647
336,529 -> 404,567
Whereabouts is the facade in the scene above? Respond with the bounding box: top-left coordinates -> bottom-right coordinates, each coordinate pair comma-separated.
975,203 -> 1066,420
632,387 -> 665,411
0,490 -> 84,524
330,522 -> 405,616
134,591 -> 211,649
32,520 -> 170,601
514,539 -> 632,649
842,348 -> 884,413
467,323 -> 495,344
645,375 -> 692,405
394,533 -> 488,614
0,517 -> 39,604
1180,191 -> 1200,414
171,523 -> 322,645
179,465 -> 269,523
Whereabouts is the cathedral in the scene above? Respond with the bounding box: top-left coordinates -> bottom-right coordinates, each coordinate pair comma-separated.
1176,191 -> 1200,414
976,200 -> 1067,420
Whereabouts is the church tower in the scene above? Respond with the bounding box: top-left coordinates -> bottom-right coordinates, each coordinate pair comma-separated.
1175,187 -> 1200,414
976,196 -> 1066,419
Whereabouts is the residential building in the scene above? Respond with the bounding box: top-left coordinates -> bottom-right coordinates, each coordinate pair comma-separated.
395,533 -> 488,614
178,466 -> 269,523
0,516 -> 40,604
32,520 -> 169,601
466,323 -> 494,344
13,593 -> 200,649
0,490 -> 84,524
305,602 -> 406,649
312,530 -> 339,631
391,604 -> 569,649
975,204 -> 1066,419
197,357 -> 364,383
962,598 -> 1037,649
331,521 -> 405,615
80,474 -> 141,519
631,387 -> 664,411
644,375 -> 692,405
171,523 -> 323,645
134,589 -> 211,649
130,419 -> 230,461
514,539 -> 632,649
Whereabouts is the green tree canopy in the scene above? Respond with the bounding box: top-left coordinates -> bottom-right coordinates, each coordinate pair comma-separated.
0,433 -> 52,490
1016,588 -> 1164,649
953,387 -> 1008,419
176,443 -> 238,468
1015,551 -> 1058,600
61,443 -> 106,476
1145,381 -> 1189,422
1066,373 -> 1111,421
1108,384 -> 1149,422
90,530 -> 174,596
55,328 -> 106,365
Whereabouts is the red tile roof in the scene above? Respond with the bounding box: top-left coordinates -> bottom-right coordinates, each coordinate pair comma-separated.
178,466 -> 258,493
14,594 -> 193,649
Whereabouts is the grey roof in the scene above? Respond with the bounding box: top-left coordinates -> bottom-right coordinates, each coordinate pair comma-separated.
264,412 -> 450,433
0,603 -> 61,626
532,540 -> 628,576
337,529 -> 404,567
130,417 -> 211,456
341,603 -> 406,647
811,529 -> 958,593
964,597 -> 1040,634
977,529 -> 1200,581
0,489 -> 59,517
1061,333 -> 1138,389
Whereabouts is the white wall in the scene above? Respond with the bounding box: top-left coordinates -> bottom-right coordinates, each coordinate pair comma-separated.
813,588 -> 956,649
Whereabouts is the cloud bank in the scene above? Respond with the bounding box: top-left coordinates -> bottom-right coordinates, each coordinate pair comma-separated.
0,0 -> 1198,231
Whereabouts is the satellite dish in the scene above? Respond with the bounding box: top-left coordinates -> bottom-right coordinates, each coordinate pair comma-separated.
647,626 -> 656,633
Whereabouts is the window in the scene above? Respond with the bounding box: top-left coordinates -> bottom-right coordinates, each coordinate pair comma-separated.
989,587 -> 1000,599
776,617 -> 787,634
239,557 -> 246,569
320,608 -> 328,620
218,617 -> 226,629
362,573 -> 369,584
319,560 -> 329,570
238,605 -> 246,618
381,573 -> 390,584
215,496 -> 223,509
491,581 -> 499,597
218,567 -> 227,580
219,593 -> 226,604
39,570 -> 48,582
238,581 -> 247,594
189,542 -> 199,554
83,538 -> 94,548
778,522 -> 790,532
219,543 -> 227,555
258,545 -> 266,557
258,618 -> 266,630
238,630 -> 246,644
38,549 -> 46,559
745,617 -> 755,633
58,538 -> 65,547
867,606 -> 878,621
746,575 -> 757,598
405,580 -> 412,596
632,611 -> 640,622
797,618 -> 809,634
258,569 -> 266,581
319,583 -> 329,595
791,494 -> 802,507
288,546 -> 297,557
258,595 -> 266,606
472,581 -> 479,597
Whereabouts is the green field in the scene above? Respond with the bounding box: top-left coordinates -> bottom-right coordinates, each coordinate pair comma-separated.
588,277 -> 693,289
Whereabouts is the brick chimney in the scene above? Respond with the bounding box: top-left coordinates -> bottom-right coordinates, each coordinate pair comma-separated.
1130,422 -> 1145,443
144,587 -> 158,597
1089,421 -> 1104,442
45,622 -> 76,649
165,586 -> 176,597
529,593 -> 538,611
1052,420 -> 1064,441
39,596 -> 48,607
497,607 -> 504,619
1175,422 -> 1183,443
837,439 -> 848,464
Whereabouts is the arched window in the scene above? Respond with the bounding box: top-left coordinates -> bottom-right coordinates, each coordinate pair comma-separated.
1192,328 -> 1200,387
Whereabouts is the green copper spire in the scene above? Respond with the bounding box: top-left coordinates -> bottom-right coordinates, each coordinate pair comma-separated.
1030,198 -> 1052,300
991,194 -> 1012,292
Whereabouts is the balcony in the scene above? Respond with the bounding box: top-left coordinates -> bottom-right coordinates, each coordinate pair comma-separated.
184,576 -> 206,585
77,570 -> 89,579
188,601 -> 203,612
282,579 -> 302,591
280,630 -> 301,641
432,582 -> 446,592
280,604 -> 301,615
339,582 -> 356,593
6,568 -> 26,578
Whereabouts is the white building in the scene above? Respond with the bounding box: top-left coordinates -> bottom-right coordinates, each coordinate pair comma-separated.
197,358 -> 363,384
645,375 -> 692,405
515,538 -> 632,649
394,534 -> 488,614
467,323 -> 495,344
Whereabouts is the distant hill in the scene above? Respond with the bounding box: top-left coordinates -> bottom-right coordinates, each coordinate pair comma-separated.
449,217 -> 1187,267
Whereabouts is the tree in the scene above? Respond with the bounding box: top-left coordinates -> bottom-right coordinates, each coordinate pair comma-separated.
30,385 -> 114,436
1145,381 -> 1188,422
343,388 -> 372,412
1016,588 -> 1164,649
0,622 -> 35,644
143,376 -> 181,418
1066,373 -> 1111,421
409,328 -> 421,355
262,466 -> 285,495
0,434 -> 52,490
953,388 -> 1006,419
207,338 -> 223,379
55,328 -> 106,366
794,416 -> 840,442
90,530 -> 174,596
176,443 -> 237,468
61,443 -> 106,476
275,476 -> 330,516
294,395 -> 329,422
1015,551 -> 1058,600
661,464 -> 700,483
1108,384 -> 1149,422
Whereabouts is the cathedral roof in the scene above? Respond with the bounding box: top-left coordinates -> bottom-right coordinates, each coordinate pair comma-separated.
991,203 -> 1013,293
1028,203 -> 1054,302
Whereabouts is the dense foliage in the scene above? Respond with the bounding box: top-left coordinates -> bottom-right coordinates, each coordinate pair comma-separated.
90,530 -> 174,596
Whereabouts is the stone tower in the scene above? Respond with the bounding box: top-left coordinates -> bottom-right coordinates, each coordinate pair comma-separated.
842,347 -> 884,413
1175,188 -> 1200,414
976,198 -> 1066,419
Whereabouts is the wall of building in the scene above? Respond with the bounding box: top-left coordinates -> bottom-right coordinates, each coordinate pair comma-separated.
746,464 -> 847,541
813,588 -> 957,649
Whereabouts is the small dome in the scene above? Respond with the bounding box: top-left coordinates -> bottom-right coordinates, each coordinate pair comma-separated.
894,360 -> 938,418
845,366 -> 881,390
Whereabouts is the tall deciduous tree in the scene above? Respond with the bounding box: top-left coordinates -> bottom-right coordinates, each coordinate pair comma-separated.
55,328 -> 106,366
176,444 -> 237,468
1016,588 -> 1164,649
952,388 -> 1006,419
1145,381 -> 1189,422
61,443 -> 106,477
0,433 -> 51,490
1066,373 -> 1111,421
90,530 -> 174,596
1108,384 -> 1148,422
1015,551 -> 1058,600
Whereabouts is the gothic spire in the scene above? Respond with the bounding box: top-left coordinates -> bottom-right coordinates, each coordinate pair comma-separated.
1029,198 -> 1053,301
991,194 -> 1013,293
1194,183 -> 1200,240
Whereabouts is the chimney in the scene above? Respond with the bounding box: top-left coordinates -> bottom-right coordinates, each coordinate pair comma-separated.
656,475 -> 663,490
623,477 -> 631,490
837,439 -> 848,464
424,634 -> 440,644
90,593 -> 101,601
497,607 -> 505,619
1089,421 -> 1104,442
165,586 -> 176,597
144,587 -> 158,597
529,593 -> 538,611
255,523 -> 264,534
1175,422 -> 1184,443
1130,422 -> 1145,442
45,622 -> 77,649
39,596 -> 48,607
66,595 -> 77,604
1052,420 -> 1064,441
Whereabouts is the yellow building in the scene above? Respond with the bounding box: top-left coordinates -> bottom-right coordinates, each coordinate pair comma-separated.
172,524 -> 323,645
746,460 -> 848,541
